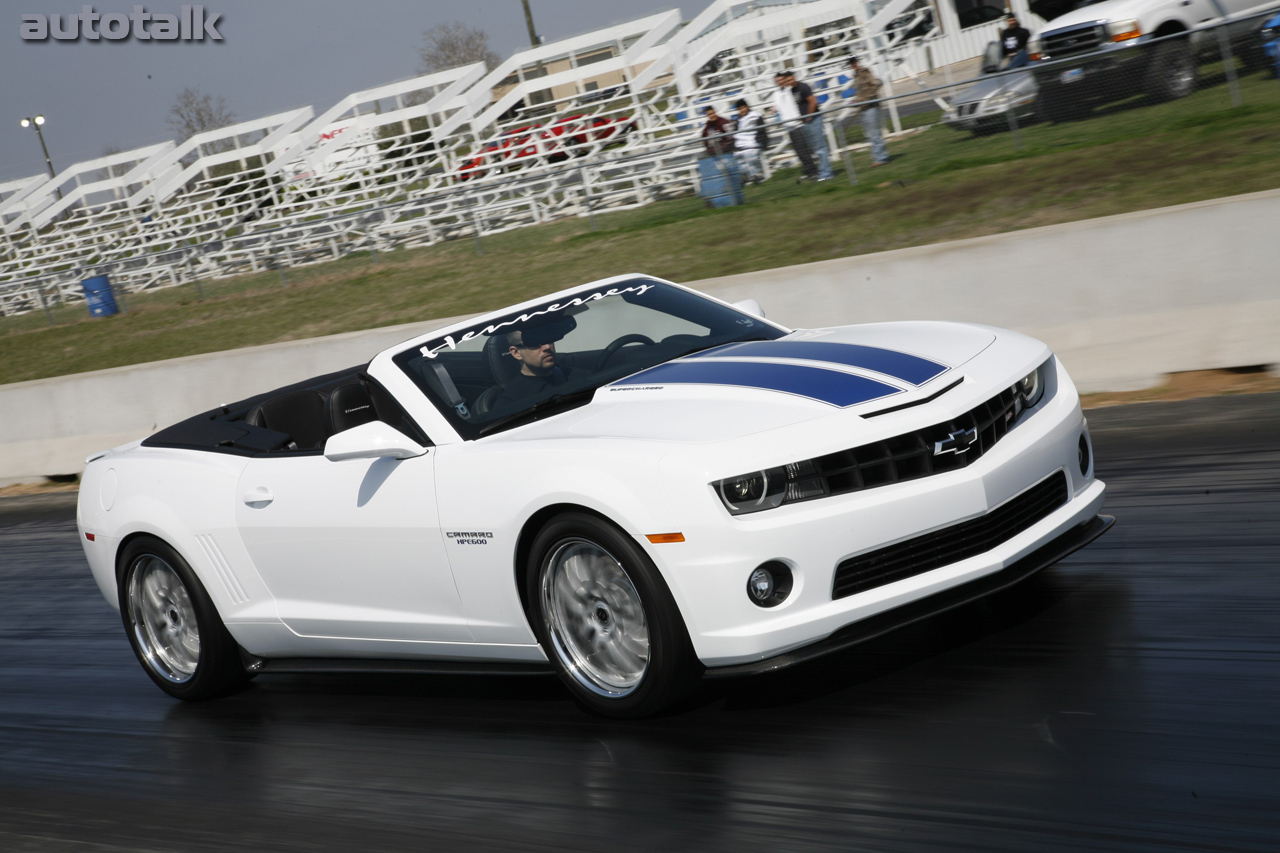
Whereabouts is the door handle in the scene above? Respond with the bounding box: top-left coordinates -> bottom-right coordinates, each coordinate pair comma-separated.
243,487 -> 274,507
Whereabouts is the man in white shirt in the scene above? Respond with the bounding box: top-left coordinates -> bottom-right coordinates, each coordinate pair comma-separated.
770,71 -> 816,180
732,98 -> 766,184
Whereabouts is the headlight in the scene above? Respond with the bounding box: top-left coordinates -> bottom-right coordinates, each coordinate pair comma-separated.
1017,362 -> 1047,409
715,360 -> 1052,516
987,93 -> 1012,110
714,460 -> 830,515
1263,26 -> 1276,39
1108,19 -> 1141,42
715,466 -> 787,515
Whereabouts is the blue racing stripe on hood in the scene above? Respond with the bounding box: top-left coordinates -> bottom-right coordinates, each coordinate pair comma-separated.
613,360 -> 900,407
685,340 -> 947,385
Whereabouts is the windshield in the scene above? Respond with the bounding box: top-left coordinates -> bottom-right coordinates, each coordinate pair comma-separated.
392,278 -> 785,439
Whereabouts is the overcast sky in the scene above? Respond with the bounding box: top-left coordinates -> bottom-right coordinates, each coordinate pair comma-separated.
0,1 -> 685,182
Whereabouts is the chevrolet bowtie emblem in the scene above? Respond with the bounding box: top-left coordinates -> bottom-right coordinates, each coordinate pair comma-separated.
934,427 -> 978,456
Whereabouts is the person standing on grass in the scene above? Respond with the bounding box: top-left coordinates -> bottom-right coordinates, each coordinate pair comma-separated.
788,71 -> 834,181
849,56 -> 889,167
700,105 -> 736,157
1001,15 -> 1032,69
732,98 -> 766,184
771,70 -> 817,180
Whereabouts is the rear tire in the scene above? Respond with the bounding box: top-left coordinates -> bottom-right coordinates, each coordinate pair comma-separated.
527,512 -> 700,717
118,536 -> 250,701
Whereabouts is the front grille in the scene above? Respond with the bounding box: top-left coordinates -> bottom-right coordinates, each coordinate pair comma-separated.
1041,23 -> 1107,59
958,103 -> 978,117
787,385 -> 1023,505
832,471 -> 1069,600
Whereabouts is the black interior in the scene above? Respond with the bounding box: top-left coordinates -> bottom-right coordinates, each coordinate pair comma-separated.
473,335 -> 522,416
246,390 -> 328,450
326,383 -> 379,435
401,334 -> 714,424
144,366 -> 429,457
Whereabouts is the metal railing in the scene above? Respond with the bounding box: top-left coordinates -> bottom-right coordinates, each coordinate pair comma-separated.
2,8 -> 1277,323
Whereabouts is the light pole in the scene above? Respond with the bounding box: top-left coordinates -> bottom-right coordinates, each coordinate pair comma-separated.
521,0 -> 540,47
20,115 -> 61,199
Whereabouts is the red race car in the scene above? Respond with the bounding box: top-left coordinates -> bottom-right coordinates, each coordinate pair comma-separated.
458,114 -> 634,180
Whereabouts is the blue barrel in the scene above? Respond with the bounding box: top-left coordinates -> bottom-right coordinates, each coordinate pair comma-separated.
698,155 -> 744,208
81,275 -> 119,317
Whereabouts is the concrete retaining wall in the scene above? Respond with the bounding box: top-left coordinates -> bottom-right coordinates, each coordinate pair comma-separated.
0,316 -> 469,484
4,188 -> 1278,482
695,188 -> 1280,392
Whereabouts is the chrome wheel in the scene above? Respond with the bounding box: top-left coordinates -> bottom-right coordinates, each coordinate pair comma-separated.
540,538 -> 650,697
127,555 -> 200,684
1169,56 -> 1195,97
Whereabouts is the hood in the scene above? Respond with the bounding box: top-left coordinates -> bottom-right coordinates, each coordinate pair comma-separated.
494,322 -> 996,444
1039,8 -> 1113,33
950,71 -> 1036,106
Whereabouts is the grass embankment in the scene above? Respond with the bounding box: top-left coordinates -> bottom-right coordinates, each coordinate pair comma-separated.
4,69 -> 1279,385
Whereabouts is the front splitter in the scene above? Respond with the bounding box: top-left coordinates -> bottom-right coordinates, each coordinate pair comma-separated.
703,513 -> 1115,679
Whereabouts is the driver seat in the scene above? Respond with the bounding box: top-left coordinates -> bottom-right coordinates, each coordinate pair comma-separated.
473,335 -> 520,416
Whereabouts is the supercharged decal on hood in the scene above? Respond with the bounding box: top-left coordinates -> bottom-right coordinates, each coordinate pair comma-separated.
684,340 -> 948,386
612,361 -> 901,408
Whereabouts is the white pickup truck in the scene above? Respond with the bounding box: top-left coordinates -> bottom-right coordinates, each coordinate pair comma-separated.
1028,0 -> 1273,119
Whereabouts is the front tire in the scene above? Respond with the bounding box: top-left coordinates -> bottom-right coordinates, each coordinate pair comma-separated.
1035,82 -> 1092,123
527,513 -> 699,717
118,536 -> 250,701
1145,41 -> 1196,101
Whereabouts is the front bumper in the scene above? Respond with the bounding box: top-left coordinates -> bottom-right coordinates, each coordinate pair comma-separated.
943,108 -> 995,130
943,99 -> 1030,130
653,359 -> 1106,668
705,512 -> 1113,677
1032,48 -> 1148,96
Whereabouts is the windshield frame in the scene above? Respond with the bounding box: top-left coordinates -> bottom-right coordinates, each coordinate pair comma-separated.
389,276 -> 790,440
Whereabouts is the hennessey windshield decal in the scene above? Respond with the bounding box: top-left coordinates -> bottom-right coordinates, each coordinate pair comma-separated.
418,282 -> 654,359
685,341 -> 947,386
613,361 -> 901,407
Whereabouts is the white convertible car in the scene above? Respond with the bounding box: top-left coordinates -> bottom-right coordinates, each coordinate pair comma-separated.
77,275 -> 1111,716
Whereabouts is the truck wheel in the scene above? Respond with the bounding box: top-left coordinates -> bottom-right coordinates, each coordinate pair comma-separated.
1237,45 -> 1267,74
1145,41 -> 1196,101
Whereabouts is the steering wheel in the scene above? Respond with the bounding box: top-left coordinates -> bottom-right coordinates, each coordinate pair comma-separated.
594,334 -> 656,372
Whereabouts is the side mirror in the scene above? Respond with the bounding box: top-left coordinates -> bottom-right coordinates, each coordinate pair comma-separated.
324,421 -> 428,462
981,41 -> 1002,75
732,298 -> 766,319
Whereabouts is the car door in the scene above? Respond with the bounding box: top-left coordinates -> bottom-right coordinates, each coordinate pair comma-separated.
234,450 -> 471,644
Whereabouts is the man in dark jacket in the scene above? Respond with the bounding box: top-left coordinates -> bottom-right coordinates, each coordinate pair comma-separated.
493,320 -> 578,410
1000,15 -> 1031,68
786,71 -> 833,181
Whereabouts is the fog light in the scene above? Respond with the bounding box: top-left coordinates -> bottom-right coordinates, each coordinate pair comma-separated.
746,561 -> 793,608
1078,433 -> 1091,476
748,568 -> 775,601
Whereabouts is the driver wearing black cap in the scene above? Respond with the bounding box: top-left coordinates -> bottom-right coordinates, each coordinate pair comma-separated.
492,314 -> 578,409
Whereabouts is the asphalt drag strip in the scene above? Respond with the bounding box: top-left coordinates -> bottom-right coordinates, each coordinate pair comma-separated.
1,394 -> 1278,852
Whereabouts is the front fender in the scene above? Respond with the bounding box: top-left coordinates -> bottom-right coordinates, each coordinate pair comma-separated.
433,440 -> 675,645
